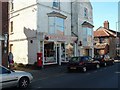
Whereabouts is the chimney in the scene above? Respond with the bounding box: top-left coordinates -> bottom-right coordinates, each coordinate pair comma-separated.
104,21 -> 109,29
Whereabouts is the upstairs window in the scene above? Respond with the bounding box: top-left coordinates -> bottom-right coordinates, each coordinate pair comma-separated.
53,0 -> 60,9
10,21 -> 13,33
84,7 -> 88,18
11,0 -> 14,11
49,17 -> 64,35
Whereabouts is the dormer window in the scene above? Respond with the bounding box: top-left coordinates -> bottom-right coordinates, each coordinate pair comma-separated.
53,0 -> 60,9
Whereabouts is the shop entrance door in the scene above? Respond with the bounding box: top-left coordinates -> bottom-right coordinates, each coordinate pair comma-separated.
57,44 -> 61,65
57,47 -> 59,65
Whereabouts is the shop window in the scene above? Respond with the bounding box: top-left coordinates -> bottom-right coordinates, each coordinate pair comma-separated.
49,17 -> 64,35
44,42 -> 56,63
66,43 -> 74,58
61,43 -> 65,62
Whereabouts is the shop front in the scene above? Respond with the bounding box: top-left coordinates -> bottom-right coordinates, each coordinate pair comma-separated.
37,32 -> 77,65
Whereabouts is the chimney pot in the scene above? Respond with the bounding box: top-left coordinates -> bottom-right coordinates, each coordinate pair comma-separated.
104,21 -> 109,29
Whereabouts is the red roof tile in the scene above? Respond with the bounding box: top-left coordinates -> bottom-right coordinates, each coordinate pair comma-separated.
94,27 -> 116,37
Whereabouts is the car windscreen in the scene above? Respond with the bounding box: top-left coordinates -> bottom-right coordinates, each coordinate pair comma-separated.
69,57 -> 79,62
81,56 -> 88,61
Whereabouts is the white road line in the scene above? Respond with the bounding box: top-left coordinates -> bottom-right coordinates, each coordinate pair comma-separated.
115,71 -> 120,74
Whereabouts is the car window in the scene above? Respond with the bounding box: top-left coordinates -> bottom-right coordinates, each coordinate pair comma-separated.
81,56 -> 88,61
0,66 -> 2,74
70,57 -> 79,62
0,67 -> 10,74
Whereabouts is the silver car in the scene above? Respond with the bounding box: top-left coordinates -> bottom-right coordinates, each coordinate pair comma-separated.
0,65 -> 33,89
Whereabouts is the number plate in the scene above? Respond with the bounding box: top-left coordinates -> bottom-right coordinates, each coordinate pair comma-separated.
70,67 -> 76,69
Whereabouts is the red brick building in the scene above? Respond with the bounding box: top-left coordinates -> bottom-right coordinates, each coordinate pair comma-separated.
0,1 -> 9,67
94,21 -> 119,58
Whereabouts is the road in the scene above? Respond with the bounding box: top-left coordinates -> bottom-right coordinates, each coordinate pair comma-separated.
29,63 -> 119,89
3,63 -> 120,89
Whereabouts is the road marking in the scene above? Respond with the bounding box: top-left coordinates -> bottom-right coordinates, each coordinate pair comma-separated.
115,71 -> 120,74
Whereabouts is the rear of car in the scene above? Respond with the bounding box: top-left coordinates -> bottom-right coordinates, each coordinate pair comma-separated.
67,56 -> 100,72
94,55 -> 114,66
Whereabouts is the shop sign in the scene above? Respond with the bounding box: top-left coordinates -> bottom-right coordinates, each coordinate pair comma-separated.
45,34 -> 77,43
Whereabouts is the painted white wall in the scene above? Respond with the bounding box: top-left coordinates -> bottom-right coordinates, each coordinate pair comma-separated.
0,41 -> 1,64
9,0 -> 72,64
72,0 -> 94,56
9,0 -> 37,64
37,1 -> 71,36
118,1 -> 120,32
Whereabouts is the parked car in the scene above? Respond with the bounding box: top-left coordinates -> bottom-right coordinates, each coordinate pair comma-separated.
67,56 -> 100,72
0,65 -> 33,89
94,54 -> 114,67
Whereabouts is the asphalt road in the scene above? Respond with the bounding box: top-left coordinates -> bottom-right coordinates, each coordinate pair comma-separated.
29,63 -> 119,89
3,63 -> 120,89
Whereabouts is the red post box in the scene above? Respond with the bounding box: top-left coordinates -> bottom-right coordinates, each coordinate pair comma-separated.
37,52 -> 42,67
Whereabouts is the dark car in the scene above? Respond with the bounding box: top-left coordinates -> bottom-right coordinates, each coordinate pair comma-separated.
67,56 -> 100,72
94,54 -> 114,67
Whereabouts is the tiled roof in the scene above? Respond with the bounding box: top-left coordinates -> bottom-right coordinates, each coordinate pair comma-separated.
94,27 -> 116,37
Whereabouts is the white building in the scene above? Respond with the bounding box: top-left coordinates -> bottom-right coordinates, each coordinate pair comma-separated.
118,1 -> 120,32
71,0 -> 94,57
0,35 -> 2,64
9,0 -> 77,65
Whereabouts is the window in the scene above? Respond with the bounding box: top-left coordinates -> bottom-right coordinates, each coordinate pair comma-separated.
10,21 -> 13,33
84,7 -> 88,18
11,1 -> 14,11
0,67 -> 10,74
10,44 -> 13,52
53,0 -> 60,9
49,17 -> 64,35
82,27 -> 93,46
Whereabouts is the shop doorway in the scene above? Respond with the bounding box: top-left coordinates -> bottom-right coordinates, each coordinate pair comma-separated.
57,47 -> 60,65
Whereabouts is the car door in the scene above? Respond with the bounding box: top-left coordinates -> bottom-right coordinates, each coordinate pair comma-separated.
1,66 -> 18,88
85,56 -> 93,67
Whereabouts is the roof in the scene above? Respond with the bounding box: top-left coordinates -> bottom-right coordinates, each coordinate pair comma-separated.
82,21 -> 94,28
94,27 -> 116,38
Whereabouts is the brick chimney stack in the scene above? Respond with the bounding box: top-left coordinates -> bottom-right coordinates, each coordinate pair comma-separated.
104,21 -> 109,29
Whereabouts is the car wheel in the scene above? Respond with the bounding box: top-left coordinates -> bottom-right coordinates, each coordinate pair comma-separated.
19,77 -> 29,88
96,64 -> 100,69
104,62 -> 107,67
82,67 -> 87,72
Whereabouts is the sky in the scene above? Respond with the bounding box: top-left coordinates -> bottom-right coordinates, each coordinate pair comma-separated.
91,1 -> 119,31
